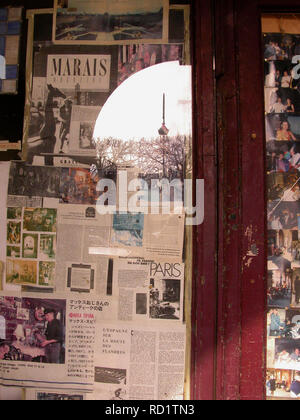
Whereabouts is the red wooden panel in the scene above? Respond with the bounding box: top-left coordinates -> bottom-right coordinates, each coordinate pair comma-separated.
191,0 -> 217,401
236,0 -> 267,400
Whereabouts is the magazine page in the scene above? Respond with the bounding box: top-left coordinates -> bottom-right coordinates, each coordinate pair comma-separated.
112,258 -> 184,322
0,291 -> 115,390
90,321 -> 186,400
23,42 -> 118,167
56,204 -> 112,295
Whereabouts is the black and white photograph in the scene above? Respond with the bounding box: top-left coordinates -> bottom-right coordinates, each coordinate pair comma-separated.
94,367 -> 126,385
149,278 -> 181,320
8,162 -> 62,199
53,0 -> 168,44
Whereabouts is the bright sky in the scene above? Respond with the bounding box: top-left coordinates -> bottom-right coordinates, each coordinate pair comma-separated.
93,61 -> 192,142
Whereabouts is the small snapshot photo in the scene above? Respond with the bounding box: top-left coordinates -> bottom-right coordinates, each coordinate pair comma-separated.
275,338 -> 300,371
22,234 -> 38,259
39,262 -> 55,287
6,260 -> 37,286
7,207 -> 22,220
264,33 -> 300,61
266,369 -> 300,399
23,208 -> 57,233
79,122 -> 95,150
267,269 -> 292,309
268,201 -> 300,230
149,278 -> 181,320
59,168 -> 100,205
7,221 -> 21,245
6,246 -> 20,259
39,234 -> 56,260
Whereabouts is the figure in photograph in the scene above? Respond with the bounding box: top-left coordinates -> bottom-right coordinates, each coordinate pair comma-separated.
59,98 -> 73,153
286,98 -> 295,114
28,84 -> 67,166
281,70 -> 292,89
270,96 -> 286,114
40,308 -> 63,364
294,276 -> 300,305
276,121 -> 296,142
269,309 -> 284,337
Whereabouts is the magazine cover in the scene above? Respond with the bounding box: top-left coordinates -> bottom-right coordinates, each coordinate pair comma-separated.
23,42 -> 118,166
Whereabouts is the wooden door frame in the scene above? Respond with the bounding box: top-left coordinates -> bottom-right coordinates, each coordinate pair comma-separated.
191,0 -> 300,400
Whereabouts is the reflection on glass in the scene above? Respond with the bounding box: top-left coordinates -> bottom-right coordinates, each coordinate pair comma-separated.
93,61 -> 192,181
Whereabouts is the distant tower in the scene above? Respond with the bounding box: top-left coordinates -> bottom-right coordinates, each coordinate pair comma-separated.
158,93 -> 169,177
158,93 -> 169,136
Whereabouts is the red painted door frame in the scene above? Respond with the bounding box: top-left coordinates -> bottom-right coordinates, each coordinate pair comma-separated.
191,0 -> 300,400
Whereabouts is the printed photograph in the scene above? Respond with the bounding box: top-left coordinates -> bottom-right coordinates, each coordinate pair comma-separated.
39,262 -> 55,287
36,392 -> 84,401
8,163 -> 62,198
267,201 -> 300,230
22,234 -> 38,259
264,33 -> 300,61
267,268 -> 292,309
23,208 -> 57,233
0,296 -> 66,364
118,44 -> 183,86
7,221 -> 21,245
275,338 -> 300,370
267,171 -> 300,202
6,246 -> 20,258
267,369 -> 300,399
292,270 -> 300,307
59,168 -> 102,205
94,367 -> 127,385
54,0 -> 166,43
149,278 -> 181,320
39,234 -> 56,260
6,260 -> 37,286
7,207 -> 22,220
67,263 -> 94,292
111,213 -> 144,247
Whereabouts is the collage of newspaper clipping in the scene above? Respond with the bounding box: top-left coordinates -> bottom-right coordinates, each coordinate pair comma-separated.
0,0 -> 192,401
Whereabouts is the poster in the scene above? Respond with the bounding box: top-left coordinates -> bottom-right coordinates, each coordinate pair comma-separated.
53,0 -> 169,45
23,42 -> 118,166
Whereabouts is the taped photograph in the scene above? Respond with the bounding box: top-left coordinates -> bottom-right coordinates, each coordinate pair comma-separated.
53,0 -> 168,45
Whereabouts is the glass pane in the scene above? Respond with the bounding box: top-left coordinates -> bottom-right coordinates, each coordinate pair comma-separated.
262,14 -> 300,400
